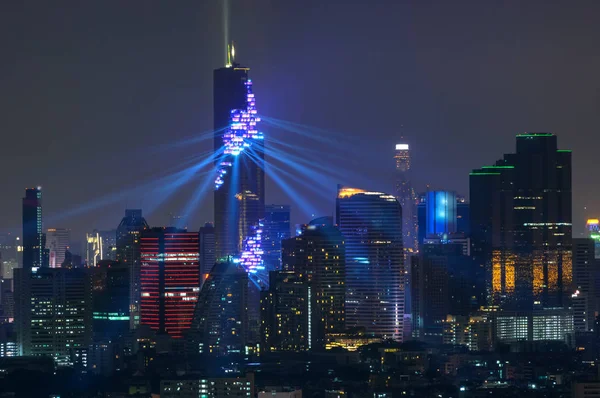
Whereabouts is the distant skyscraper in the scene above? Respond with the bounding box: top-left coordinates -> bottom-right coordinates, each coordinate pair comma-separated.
273,217 -> 346,350
263,205 -> 291,271
213,48 -> 265,259
199,223 -> 216,288
116,209 -> 149,329
337,186 -> 404,341
90,260 -> 129,340
395,144 -> 418,254
470,133 -> 572,310
417,193 -> 470,248
46,228 -> 70,268
140,227 -> 200,339
587,218 -> 600,259
14,267 -> 92,365
22,187 -> 44,271
187,260 -> 248,356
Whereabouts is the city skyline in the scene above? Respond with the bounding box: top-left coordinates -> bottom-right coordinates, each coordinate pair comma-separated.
1,1 -> 598,239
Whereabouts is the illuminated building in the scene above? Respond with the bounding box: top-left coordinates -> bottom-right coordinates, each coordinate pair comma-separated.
572,238 -> 597,331
161,373 -> 254,398
337,186 -> 404,341
45,228 -> 70,268
442,315 -> 493,351
470,133 -> 572,310
86,230 -> 118,267
260,270 -> 309,352
22,187 -> 45,271
14,267 -> 92,365
213,45 -> 265,259
279,217 -> 346,349
394,143 -> 417,254
494,309 -> 573,343
263,205 -> 291,271
198,223 -> 215,288
187,260 -> 248,356
116,209 -> 149,328
0,324 -> 17,357
586,218 -> 600,259
90,260 -> 129,340
417,193 -> 470,248
139,227 -> 200,339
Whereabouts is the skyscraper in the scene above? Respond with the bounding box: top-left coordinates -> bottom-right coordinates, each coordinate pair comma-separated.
572,238 -> 596,331
187,260 -> 248,356
470,133 -> 572,310
263,205 -> 291,271
46,228 -> 70,268
586,218 -> 600,259
272,217 -> 346,350
417,193 -> 470,248
199,223 -> 216,288
336,186 -> 404,341
90,260 -> 129,340
22,187 -> 44,271
213,47 -> 265,260
395,144 -> 417,254
139,227 -> 200,339
116,209 -> 149,328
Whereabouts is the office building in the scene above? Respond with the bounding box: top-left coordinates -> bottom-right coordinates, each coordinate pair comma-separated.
470,133 -> 572,310
263,205 -> 291,271
14,267 -> 92,366
495,308 -> 573,343
22,187 -> 44,271
139,227 -> 200,338
45,228 -> 70,268
90,260 -> 129,340
187,260 -> 248,355
337,186 -> 404,341
199,223 -> 216,288
161,373 -> 254,398
417,193 -> 470,249
213,46 -> 265,259
274,217 -> 346,349
0,233 -> 20,269
394,143 -> 417,254
116,209 -> 149,328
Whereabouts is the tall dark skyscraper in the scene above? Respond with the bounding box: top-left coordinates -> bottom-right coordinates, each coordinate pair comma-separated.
198,222 -> 216,288
115,209 -> 149,329
139,227 -> 200,339
470,133 -> 572,310
213,47 -> 265,259
22,187 -> 44,271
337,186 -> 404,341
394,144 -> 417,254
263,205 -> 291,271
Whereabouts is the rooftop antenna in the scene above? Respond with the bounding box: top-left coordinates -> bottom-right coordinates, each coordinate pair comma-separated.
223,0 -> 230,66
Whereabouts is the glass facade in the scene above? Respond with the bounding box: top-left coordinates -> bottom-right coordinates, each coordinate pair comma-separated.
337,186 -> 404,341
394,144 -> 417,254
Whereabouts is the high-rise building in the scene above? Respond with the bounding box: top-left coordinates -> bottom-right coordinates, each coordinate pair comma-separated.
199,223 -> 216,288
90,260 -> 130,341
417,193 -> 470,248
46,228 -> 70,268
572,238 -> 597,332
187,260 -> 248,356
14,267 -> 92,366
394,144 -> 417,254
213,47 -> 265,259
336,186 -> 404,341
263,217 -> 346,351
470,133 -> 572,310
261,270 -> 309,352
263,205 -> 291,271
116,209 -> 149,328
586,219 -> 600,259
139,227 -> 200,339
22,187 -> 44,271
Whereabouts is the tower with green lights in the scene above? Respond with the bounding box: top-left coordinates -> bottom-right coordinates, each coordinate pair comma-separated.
470,133 -> 572,310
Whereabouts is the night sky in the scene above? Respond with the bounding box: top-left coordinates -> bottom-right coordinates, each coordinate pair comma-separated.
1,1 -> 599,245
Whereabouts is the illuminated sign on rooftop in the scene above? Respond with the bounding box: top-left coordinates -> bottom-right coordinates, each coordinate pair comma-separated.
395,144 -> 409,150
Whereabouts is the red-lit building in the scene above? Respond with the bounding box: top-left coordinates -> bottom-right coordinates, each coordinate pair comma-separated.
140,227 -> 200,338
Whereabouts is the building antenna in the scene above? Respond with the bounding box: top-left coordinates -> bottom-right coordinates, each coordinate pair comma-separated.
223,0 -> 230,66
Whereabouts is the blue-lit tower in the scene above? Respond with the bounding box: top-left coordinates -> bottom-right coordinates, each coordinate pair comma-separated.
426,191 -> 457,237
213,45 -> 265,261
263,205 -> 291,271
22,187 -> 45,271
